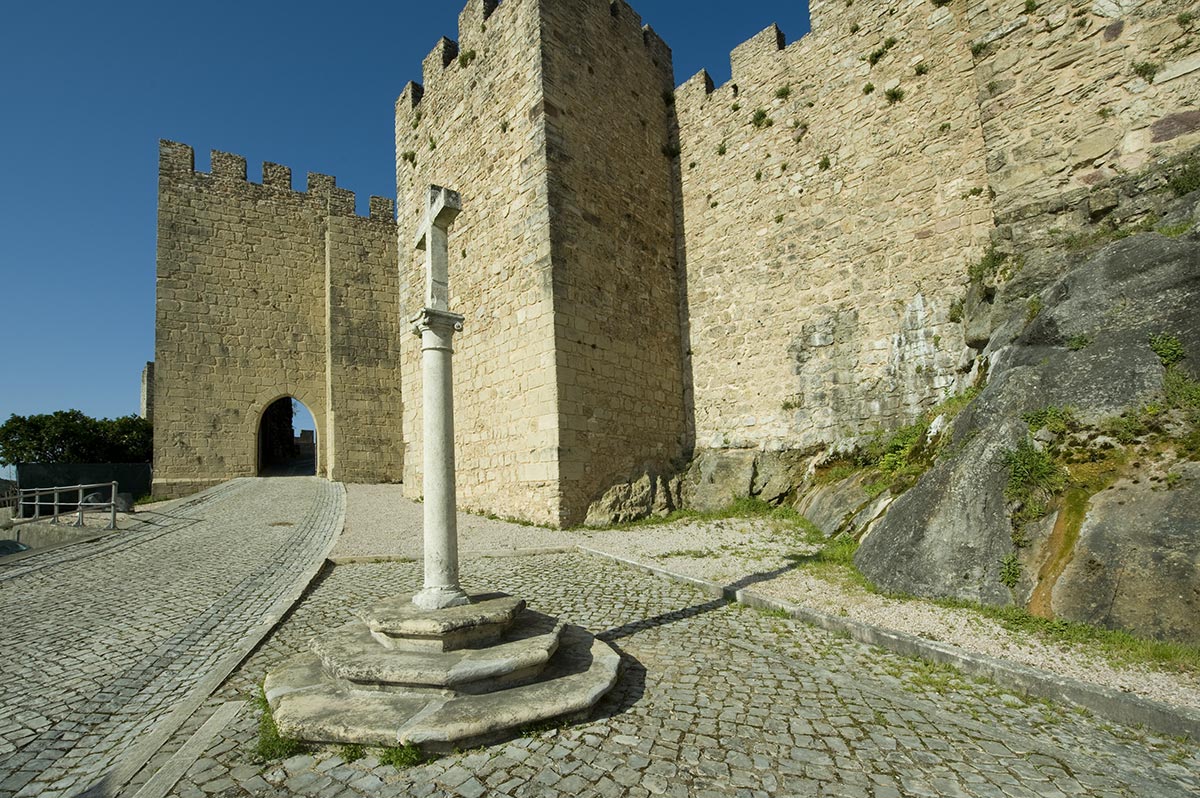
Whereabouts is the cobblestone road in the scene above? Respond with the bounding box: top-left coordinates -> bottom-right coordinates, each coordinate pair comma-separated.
0,477 -> 344,798
160,553 -> 1200,798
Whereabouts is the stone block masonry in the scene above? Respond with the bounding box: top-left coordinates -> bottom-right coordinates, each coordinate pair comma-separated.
396,0 -> 686,526
154,0 -> 1200,522
675,0 -> 1200,459
153,142 -> 399,497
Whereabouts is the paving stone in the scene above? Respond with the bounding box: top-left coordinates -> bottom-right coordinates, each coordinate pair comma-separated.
0,479 -> 343,798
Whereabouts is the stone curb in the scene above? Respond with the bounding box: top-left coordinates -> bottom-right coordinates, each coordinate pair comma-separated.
576,546 -> 1200,743
329,546 -> 575,566
98,483 -> 348,798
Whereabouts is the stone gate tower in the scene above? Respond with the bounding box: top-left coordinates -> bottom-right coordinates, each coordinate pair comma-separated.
152,143 -> 402,497
394,0 -> 689,527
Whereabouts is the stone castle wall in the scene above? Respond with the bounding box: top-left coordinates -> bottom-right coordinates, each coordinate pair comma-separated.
154,0 -> 1200,517
673,0 -> 1200,463
153,142 -> 398,497
965,0 -> 1200,223
396,0 -> 687,525
676,0 -> 992,455
395,0 -> 559,523
540,1 -> 687,520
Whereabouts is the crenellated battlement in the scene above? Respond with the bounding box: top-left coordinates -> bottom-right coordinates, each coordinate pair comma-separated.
398,0 -> 674,122
158,140 -> 393,222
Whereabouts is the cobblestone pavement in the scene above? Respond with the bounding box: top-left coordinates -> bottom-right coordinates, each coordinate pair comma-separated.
0,477 -> 344,798
160,553 -> 1200,798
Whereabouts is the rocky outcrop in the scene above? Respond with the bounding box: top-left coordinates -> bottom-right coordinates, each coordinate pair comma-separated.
1051,462 -> 1200,642
856,192 -> 1200,640
583,470 -> 682,527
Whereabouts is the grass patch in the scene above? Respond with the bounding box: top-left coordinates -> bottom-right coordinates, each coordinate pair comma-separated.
933,598 -> 1200,672
253,687 -> 308,762
1021,405 -> 1077,435
378,743 -> 425,769
338,743 -> 365,763
1150,332 -> 1186,368
601,496 -> 821,533
1002,439 -> 1066,533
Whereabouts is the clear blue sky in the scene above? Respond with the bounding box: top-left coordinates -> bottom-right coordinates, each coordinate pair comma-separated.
0,0 -> 810,434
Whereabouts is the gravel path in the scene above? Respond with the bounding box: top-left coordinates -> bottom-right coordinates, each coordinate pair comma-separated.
336,484 -> 1200,712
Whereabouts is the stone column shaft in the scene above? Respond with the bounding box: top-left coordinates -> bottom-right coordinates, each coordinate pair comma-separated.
413,308 -> 467,610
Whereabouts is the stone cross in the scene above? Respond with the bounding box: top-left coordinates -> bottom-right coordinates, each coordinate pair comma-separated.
411,185 -> 469,610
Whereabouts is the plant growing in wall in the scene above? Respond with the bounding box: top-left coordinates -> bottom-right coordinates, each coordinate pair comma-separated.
885,86 -> 905,104
401,150 -> 417,167
819,155 -> 831,171
751,109 -> 774,128
458,49 -> 477,68
863,83 -> 876,94
915,62 -> 929,76
775,85 -> 792,100
1131,61 -> 1160,82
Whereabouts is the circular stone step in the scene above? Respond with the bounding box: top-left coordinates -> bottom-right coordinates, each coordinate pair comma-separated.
360,592 -> 525,652
266,624 -> 621,752
311,610 -> 564,692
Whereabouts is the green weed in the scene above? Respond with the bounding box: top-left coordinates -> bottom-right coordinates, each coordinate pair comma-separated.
1150,332 -> 1186,368
1066,334 -> 1092,351
998,553 -> 1022,589
1002,439 -> 1066,529
1021,406 -> 1077,435
378,743 -> 425,769
253,687 -> 308,762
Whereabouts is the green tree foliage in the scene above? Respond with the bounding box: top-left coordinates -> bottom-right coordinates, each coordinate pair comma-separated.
0,410 -> 152,465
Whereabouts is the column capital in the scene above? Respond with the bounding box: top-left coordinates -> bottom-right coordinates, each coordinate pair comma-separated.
410,307 -> 465,338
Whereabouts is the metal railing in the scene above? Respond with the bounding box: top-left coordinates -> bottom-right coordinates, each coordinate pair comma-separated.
11,481 -> 119,531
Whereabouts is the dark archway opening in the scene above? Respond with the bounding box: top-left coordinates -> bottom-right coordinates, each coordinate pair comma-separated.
258,397 -> 317,477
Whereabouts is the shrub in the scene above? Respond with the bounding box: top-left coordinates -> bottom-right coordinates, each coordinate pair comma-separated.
457,49 -> 477,68
819,155 -> 831,171
751,109 -> 774,128
915,62 -> 929,76
932,0 -> 951,6
1024,0 -> 1038,13
1132,61 -> 1160,82
967,245 -> 1006,284
1168,159 -> 1200,197
717,141 -> 727,156
775,85 -> 792,100
1003,439 -> 1066,527
885,87 -> 905,104
863,83 -> 876,95
401,150 -> 417,166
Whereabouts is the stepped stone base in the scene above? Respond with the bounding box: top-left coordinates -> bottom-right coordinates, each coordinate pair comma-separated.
265,593 -> 620,751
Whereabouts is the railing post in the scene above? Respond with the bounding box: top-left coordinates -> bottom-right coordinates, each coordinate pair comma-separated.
34,489 -> 41,522
109,481 -> 117,530
76,485 -> 84,527
52,488 -> 60,524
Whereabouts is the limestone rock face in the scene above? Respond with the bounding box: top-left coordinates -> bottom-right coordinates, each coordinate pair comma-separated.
583,471 -> 681,527
1052,462 -> 1200,642
856,226 -> 1200,639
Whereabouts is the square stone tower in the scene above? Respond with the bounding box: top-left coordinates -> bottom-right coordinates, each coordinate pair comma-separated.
395,0 -> 687,527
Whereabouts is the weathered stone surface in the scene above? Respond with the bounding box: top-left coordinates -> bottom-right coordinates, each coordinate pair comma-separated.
1052,462 -> 1200,642
268,625 -> 619,752
857,224 -> 1200,624
584,471 -> 683,528
361,593 -> 524,652
681,450 -> 757,512
795,473 -> 879,539
312,612 -> 562,690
